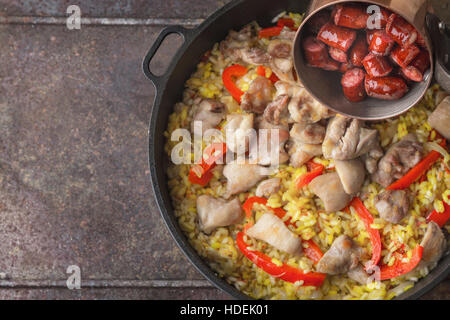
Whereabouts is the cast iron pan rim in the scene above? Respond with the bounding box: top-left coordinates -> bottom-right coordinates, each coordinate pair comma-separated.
146,0 -> 449,300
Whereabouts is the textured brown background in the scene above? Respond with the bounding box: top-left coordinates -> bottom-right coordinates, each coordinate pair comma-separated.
0,0 -> 448,299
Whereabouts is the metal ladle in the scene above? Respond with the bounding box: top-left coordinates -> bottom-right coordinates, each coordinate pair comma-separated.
293,0 -> 450,120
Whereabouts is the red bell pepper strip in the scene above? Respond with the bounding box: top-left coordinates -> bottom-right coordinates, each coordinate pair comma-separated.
236,232 -> 326,286
277,18 -> 296,30
242,196 -> 324,264
202,142 -> 227,169
426,202 -> 450,227
258,26 -> 283,39
387,137 -> 447,190
188,168 -> 213,186
256,66 -> 280,84
222,65 -> 248,103
379,245 -> 423,280
296,161 -> 325,189
303,239 -> 324,264
350,198 -> 382,271
243,197 -> 288,221
188,143 -> 227,186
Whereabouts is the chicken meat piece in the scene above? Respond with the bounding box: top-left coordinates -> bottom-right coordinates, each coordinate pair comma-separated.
374,190 -> 410,224
246,213 -> 303,255
255,127 -> 290,166
255,178 -> 282,198
420,221 -> 447,265
288,143 -> 323,168
219,24 -> 257,62
224,113 -> 254,155
274,82 -> 333,124
362,143 -> 384,174
428,96 -> 450,140
223,162 -> 273,198
335,158 -> 366,195
372,134 -> 423,187
322,115 -> 380,160
309,173 -> 352,212
290,122 -> 326,145
316,235 -> 362,275
347,265 -> 370,285
263,94 -> 290,126
275,81 -> 303,97
241,76 -> 274,114
239,47 -> 271,65
288,88 -> 334,124
255,115 -> 289,131
197,195 -> 244,233
267,39 -> 292,59
191,99 -> 225,135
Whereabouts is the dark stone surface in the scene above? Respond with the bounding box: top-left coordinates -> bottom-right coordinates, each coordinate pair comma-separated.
0,0 -> 233,19
0,24 -> 205,283
0,0 -> 448,300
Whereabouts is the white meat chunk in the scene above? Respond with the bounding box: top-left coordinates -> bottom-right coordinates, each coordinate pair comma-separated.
290,122 -> 326,145
241,76 -> 274,114
263,94 -> 290,126
420,221 -> 447,265
267,39 -> 292,59
219,24 -> 257,62
255,115 -> 289,131
255,178 -> 282,198
309,173 -> 352,212
223,162 -> 273,198
371,134 -> 423,187
255,127 -> 289,166
362,144 -> 384,174
335,158 -> 366,195
239,47 -> 271,65
224,113 -> 254,154
191,99 -> 225,135
322,115 -> 380,160
288,143 -> 323,168
347,265 -> 370,285
197,195 -> 244,233
288,87 -> 334,124
246,213 -> 303,255
374,190 -> 410,224
316,235 -> 362,275
428,96 -> 450,140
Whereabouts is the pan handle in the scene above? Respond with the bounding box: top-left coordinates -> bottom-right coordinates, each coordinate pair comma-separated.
142,25 -> 192,91
426,13 -> 450,92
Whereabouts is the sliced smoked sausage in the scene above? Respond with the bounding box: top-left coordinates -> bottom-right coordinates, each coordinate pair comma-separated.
333,4 -> 369,29
349,34 -> 368,67
385,13 -> 418,47
401,50 -> 430,82
363,53 -> 393,77
341,68 -> 366,102
317,22 -> 357,52
365,76 -> 408,100
369,30 -> 395,56
303,36 -> 340,71
390,44 -> 420,69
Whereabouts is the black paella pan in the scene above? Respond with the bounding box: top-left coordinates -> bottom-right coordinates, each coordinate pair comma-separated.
143,0 -> 450,300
